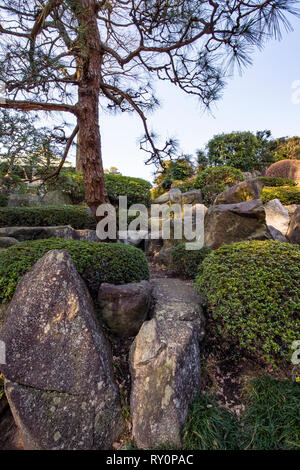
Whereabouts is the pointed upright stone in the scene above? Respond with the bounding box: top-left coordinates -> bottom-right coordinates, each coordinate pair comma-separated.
0,250 -> 124,450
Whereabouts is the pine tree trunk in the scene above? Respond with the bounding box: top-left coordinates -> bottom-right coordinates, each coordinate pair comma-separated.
75,0 -> 109,217
75,134 -> 83,173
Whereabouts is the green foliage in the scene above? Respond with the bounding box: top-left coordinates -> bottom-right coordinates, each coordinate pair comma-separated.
0,193 -> 8,206
182,376 -> 300,450
206,131 -> 274,171
43,169 -> 85,204
182,392 -> 239,450
240,376 -> 300,450
170,179 -> 195,193
271,136 -> 300,161
261,186 -> 300,205
0,239 -> 149,303
171,243 -> 212,279
104,174 -> 152,207
153,156 -> 195,195
194,166 -> 244,205
43,171 -> 152,206
0,110 -> 71,181
0,205 -> 96,229
195,241 -> 300,363
0,172 -> 27,195
260,176 -> 297,187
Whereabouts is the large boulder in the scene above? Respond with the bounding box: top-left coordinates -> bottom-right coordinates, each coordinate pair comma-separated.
0,237 -> 19,250
266,159 -> 300,184
130,318 -> 200,449
268,225 -> 289,243
98,281 -> 152,337
151,278 -> 205,342
42,190 -> 72,206
242,171 -> 261,181
152,192 -> 170,204
214,178 -> 264,205
0,250 -> 124,450
147,205 -> 207,265
181,190 -> 202,205
287,206 -> 300,244
285,204 -> 300,216
7,193 -> 41,207
205,199 -> 270,249
0,226 -> 98,242
169,188 -> 182,204
264,199 -> 290,236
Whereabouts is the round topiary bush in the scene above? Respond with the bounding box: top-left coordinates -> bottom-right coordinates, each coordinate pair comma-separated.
105,174 -> 152,207
171,243 -> 212,279
195,240 -> 300,363
194,166 -> 244,205
266,159 -> 300,184
0,239 -> 149,304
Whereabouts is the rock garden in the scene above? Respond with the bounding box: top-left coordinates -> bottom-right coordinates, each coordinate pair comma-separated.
0,2 -> 300,452
0,155 -> 299,451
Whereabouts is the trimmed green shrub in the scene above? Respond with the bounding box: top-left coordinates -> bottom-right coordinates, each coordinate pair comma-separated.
261,186 -> 300,204
0,239 -> 149,303
260,176 -> 297,187
195,241 -> 300,363
194,166 -> 244,205
105,174 -> 152,207
43,171 -> 152,206
171,243 -> 212,279
0,205 -> 96,229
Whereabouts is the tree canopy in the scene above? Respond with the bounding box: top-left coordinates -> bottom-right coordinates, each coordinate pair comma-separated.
206,130 -> 275,171
270,136 -> 300,161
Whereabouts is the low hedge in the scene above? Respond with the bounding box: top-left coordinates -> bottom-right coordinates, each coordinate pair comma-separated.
171,243 -> 212,279
261,186 -> 300,204
195,240 -> 300,363
0,239 -> 149,303
0,205 -> 96,229
260,177 -> 297,187
43,170 -> 152,206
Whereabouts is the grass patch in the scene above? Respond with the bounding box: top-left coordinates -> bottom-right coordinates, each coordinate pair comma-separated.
182,392 -> 239,450
182,376 -> 300,450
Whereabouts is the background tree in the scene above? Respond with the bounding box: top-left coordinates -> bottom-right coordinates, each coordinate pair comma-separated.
270,136 -> 300,161
206,130 -> 274,171
153,154 -> 195,193
104,166 -> 122,175
0,109 -> 72,180
0,1 -> 298,215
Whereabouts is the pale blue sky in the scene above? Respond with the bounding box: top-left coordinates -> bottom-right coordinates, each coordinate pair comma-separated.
74,15 -> 300,184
